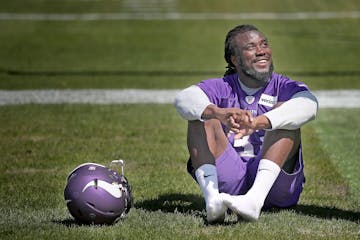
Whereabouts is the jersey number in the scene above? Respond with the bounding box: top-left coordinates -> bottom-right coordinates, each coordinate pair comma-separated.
233,136 -> 255,157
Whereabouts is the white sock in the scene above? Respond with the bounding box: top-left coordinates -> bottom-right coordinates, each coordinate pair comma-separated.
221,159 -> 281,221
195,164 -> 227,223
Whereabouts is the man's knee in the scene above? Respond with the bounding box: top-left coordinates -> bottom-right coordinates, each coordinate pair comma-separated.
187,119 -> 228,167
261,129 -> 301,170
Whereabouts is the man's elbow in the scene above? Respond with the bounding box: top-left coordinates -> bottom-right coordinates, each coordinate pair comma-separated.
309,95 -> 319,121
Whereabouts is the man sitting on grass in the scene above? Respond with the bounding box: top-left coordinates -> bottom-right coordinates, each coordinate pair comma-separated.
174,24 -> 318,223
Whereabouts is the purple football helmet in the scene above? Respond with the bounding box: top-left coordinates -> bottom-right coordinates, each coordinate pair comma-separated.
64,160 -> 133,224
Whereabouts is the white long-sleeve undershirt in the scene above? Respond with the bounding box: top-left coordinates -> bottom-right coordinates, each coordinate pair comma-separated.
174,85 -> 212,121
174,85 -> 318,130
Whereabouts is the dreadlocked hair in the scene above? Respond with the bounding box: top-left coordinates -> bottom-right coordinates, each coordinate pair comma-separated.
224,24 -> 259,76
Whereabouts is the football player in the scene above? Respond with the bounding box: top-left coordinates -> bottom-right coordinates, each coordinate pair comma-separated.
174,24 -> 318,223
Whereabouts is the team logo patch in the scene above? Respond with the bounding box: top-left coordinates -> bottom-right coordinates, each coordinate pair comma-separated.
245,96 -> 255,104
259,94 -> 278,107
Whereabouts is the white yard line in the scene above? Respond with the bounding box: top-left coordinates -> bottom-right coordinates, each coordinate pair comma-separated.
0,89 -> 178,105
0,11 -> 359,21
312,90 -> 360,108
0,89 -> 359,108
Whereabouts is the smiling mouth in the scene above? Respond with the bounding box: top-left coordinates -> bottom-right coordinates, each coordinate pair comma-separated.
254,58 -> 270,63
256,59 -> 268,63
254,59 -> 270,69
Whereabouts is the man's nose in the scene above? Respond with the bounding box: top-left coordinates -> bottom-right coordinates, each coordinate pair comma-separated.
255,46 -> 265,55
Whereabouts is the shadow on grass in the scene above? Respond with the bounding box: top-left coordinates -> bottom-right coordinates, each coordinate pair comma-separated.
52,218 -> 126,227
53,195 -> 360,226
135,193 -> 204,214
291,204 -> 360,223
135,193 -> 241,226
52,193 -> 205,227
52,218 -> 86,227
136,193 -> 360,223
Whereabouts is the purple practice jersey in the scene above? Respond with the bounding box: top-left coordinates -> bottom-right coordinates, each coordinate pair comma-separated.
198,72 -> 309,161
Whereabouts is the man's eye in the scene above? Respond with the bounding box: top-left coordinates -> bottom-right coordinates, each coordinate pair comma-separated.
262,42 -> 269,48
245,45 -> 255,50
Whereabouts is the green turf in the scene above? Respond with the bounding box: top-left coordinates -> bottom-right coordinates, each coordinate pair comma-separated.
312,109 -> 360,200
0,105 -> 359,240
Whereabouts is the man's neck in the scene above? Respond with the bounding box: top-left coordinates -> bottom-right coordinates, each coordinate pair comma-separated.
238,78 -> 262,96
238,72 -> 266,88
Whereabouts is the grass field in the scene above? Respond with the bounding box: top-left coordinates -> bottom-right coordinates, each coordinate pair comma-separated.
0,1 -> 359,239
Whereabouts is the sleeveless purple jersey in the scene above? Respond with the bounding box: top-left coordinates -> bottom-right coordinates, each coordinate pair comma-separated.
198,72 -> 309,160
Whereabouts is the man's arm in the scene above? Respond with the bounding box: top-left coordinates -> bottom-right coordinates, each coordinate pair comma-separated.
262,91 -> 318,130
174,85 -> 253,130
235,91 -> 318,138
174,86 -> 318,135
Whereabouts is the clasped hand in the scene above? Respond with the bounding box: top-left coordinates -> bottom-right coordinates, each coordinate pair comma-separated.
217,108 -> 256,139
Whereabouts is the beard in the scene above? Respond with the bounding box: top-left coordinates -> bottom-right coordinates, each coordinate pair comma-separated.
238,56 -> 274,85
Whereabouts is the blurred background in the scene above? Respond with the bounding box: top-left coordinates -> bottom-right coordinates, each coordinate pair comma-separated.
0,0 -> 359,90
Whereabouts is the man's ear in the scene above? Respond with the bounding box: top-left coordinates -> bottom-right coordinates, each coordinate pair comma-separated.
231,55 -> 237,66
